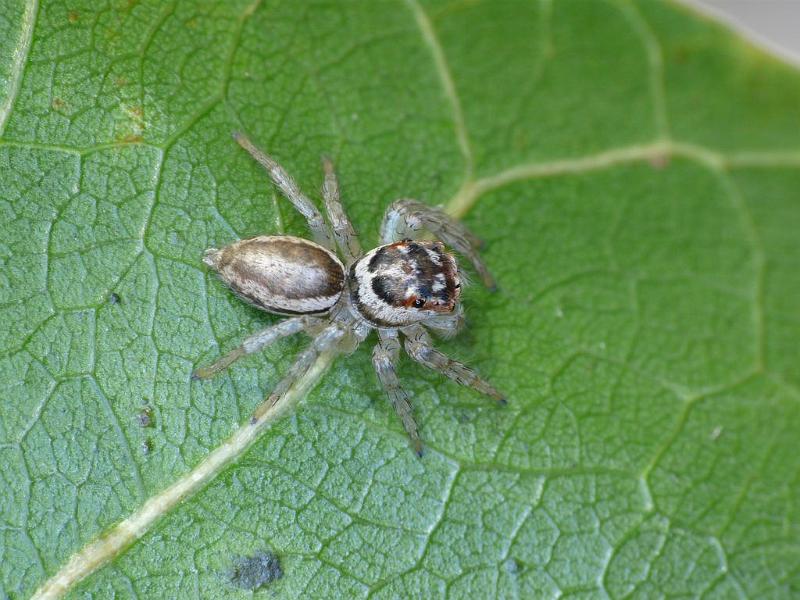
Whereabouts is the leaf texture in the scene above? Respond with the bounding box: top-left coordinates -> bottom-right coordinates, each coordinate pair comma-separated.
1,0 -> 799,598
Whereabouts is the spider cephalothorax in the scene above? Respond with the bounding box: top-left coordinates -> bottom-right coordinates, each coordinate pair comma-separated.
349,240 -> 462,327
194,133 -> 503,455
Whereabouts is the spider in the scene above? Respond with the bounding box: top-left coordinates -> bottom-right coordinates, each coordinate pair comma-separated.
193,133 -> 504,456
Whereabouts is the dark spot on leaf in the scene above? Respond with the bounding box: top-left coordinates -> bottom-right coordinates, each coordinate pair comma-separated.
228,551 -> 282,590
137,406 -> 153,428
457,410 -> 474,424
141,438 -> 153,455
504,558 -> 522,574
119,133 -> 144,144
67,11 -> 79,23
51,97 -> 67,112
108,292 -> 121,304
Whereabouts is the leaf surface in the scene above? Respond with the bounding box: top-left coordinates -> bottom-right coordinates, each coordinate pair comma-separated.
1,0 -> 799,598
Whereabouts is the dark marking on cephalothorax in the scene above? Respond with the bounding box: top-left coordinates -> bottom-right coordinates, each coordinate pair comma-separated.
406,242 -> 433,268
367,245 -> 394,273
349,263 -> 394,327
371,242 -> 457,308
371,276 -> 392,303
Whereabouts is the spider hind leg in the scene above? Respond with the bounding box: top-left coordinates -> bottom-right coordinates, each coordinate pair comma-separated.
192,316 -> 316,380
321,156 -> 361,262
233,132 -> 335,251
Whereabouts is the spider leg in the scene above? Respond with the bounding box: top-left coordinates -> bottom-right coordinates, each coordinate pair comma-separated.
192,316 -> 318,380
233,132 -> 335,251
321,157 -> 361,263
372,329 -> 422,456
263,322 -> 346,409
423,304 -> 465,339
380,199 -> 495,289
402,324 -> 505,403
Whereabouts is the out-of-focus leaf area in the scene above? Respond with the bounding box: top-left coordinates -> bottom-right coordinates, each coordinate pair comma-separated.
1,0 -> 799,598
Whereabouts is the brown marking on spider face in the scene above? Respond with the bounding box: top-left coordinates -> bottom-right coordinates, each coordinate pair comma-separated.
206,235 -> 345,315
403,295 -> 418,308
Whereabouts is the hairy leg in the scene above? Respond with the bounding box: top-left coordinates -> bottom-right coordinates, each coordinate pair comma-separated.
233,132 -> 335,250
403,325 -> 504,403
423,304 -> 465,339
192,316 -> 317,380
372,329 -> 422,456
263,322 -> 346,408
380,199 -> 495,289
321,157 -> 361,263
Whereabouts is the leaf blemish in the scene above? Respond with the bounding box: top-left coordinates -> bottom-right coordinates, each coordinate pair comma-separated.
227,551 -> 283,590
136,406 -> 153,428
141,438 -> 153,455
504,558 -> 522,575
648,154 -> 670,169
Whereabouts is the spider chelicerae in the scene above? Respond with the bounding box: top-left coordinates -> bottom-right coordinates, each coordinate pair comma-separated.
193,133 -> 504,456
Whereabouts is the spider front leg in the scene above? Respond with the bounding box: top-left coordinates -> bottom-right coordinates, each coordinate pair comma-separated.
380,199 -> 495,289
424,304 -> 465,339
372,330 -> 422,456
192,316 -> 318,380
402,325 -> 505,403
233,132 -> 335,251
322,157 -> 361,263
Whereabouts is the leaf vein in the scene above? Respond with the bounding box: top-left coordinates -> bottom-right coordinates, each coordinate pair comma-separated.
0,0 -> 38,136
404,0 -> 473,177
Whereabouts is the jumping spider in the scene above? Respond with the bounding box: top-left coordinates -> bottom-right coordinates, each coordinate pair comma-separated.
193,133 -> 504,455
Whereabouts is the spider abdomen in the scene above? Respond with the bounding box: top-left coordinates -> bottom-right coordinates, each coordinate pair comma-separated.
203,235 -> 345,315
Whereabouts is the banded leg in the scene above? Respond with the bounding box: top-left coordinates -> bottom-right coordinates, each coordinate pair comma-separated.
263,323 -> 345,408
380,199 -> 495,289
322,157 -> 361,263
403,325 -> 505,403
233,132 -> 335,250
372,329 -> 422,456
192,316 -> 316,380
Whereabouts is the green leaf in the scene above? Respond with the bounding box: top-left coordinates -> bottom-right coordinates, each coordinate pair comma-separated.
2,0 -> 799,598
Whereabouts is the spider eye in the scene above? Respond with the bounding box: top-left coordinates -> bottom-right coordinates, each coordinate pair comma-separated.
413,297 -> 425,309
